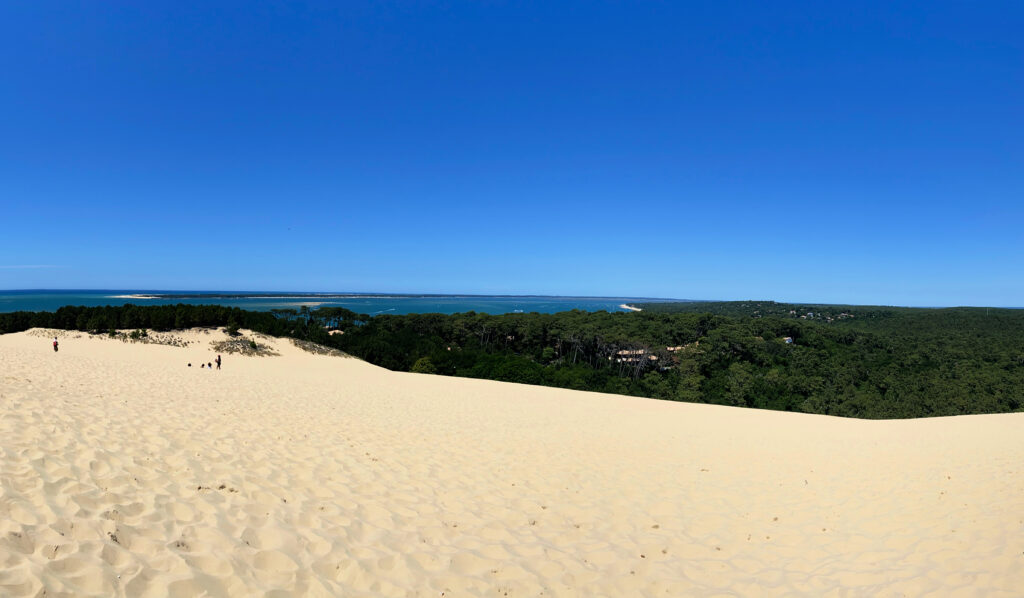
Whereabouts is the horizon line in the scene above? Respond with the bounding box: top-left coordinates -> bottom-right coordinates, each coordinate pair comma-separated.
0,289 -> 1022,310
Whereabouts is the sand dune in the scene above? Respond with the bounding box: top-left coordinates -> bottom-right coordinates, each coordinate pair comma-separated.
1,328 -> 1022,597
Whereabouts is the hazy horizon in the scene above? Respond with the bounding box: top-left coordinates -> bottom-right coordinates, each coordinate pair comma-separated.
2,289 -> 1023,310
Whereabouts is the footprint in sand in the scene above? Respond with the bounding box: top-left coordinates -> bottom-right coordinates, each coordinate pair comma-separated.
41,542 -> 76,561
254,549 -> 299,573
3,530 -> 35,554
45,553 -> 90,575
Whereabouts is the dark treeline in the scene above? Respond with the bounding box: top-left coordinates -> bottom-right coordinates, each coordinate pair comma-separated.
0,304 -> 367,347
2,302 -> 1022,419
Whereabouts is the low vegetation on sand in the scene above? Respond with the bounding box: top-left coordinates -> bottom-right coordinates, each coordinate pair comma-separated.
211,337 -> 280,357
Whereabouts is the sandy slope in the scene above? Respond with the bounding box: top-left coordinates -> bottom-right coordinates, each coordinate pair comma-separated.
1,328 -> 1022,597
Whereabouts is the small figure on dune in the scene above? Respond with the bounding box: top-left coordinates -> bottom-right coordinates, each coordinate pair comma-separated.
201,363 -> 205,369
216,355 -> 221,370
188,363 -> 192,367
53,337 -> 58,352
207,362 -> 212,369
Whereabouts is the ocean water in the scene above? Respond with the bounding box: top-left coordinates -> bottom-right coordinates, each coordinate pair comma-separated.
0,291 -> 661,315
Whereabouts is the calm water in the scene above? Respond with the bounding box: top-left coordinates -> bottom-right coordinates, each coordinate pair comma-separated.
0,291 -> 664,315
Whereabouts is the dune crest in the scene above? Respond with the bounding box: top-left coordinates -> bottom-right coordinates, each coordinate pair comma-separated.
1,328 -> 1022,596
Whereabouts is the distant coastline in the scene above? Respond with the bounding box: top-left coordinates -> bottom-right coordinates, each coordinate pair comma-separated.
98,292 -> 680,301
0,290 -> 689,316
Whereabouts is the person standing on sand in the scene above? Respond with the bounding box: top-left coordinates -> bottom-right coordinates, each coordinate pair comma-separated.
216,355 -> 221,370
53,337 -> 58,352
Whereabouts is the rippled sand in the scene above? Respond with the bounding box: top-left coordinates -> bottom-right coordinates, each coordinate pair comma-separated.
1,328 -> 1022,597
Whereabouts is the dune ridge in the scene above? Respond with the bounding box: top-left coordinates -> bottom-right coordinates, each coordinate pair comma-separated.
1,328 -> 1022,597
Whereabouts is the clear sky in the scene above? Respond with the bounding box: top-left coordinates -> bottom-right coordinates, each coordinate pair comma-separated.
2,2 -> 1021,306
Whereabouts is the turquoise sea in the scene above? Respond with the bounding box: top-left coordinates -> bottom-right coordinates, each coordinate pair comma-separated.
0,291 -> 671,315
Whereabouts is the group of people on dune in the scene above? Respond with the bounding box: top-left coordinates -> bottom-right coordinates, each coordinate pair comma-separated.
189,354 -> 222,369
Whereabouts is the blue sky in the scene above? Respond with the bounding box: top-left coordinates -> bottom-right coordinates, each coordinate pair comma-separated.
1,2 -> 1021,305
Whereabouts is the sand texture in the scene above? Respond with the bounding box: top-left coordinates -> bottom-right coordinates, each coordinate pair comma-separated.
1,328 -> 1022,597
